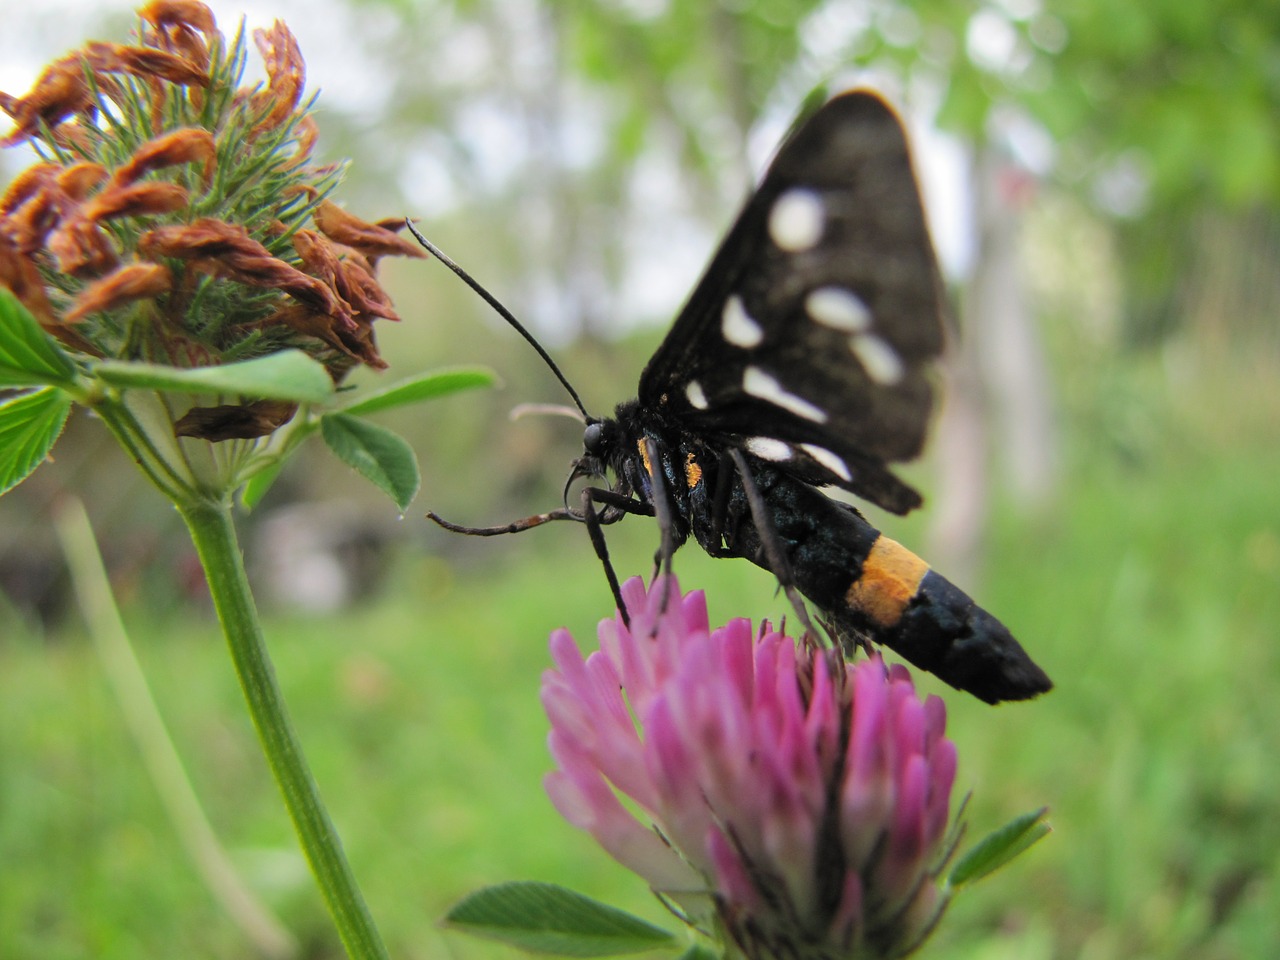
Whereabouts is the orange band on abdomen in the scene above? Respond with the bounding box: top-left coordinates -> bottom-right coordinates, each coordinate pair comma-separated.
844,535 -> 930,628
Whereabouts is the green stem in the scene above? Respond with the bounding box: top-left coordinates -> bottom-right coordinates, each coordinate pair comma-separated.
55,497 -> 298,960
178,498 -> 390,960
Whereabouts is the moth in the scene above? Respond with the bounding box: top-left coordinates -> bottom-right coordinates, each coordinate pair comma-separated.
418,90 -> 1051,704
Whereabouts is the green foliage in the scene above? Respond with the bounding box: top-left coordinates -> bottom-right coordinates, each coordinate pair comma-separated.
337,367 -> 497,417
0,289 -> 77,388
1041,0 -> 1279,209
675,946 -> 720,960
444,882 -> 676,956
93,351 -> 335,403
320,413 -> 421,511
949,808 -> 1051,889
3,354 -> 1276,959
237,459 -> 285,511
0,387 -> 72,496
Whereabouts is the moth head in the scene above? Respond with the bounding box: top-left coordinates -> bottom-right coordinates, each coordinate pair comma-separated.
573,417 -> 624,498
582,417 -> 619,457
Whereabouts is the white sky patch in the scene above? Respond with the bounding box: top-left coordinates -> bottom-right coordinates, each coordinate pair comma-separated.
744,366 -> 828,423
966,9 -> 1020,73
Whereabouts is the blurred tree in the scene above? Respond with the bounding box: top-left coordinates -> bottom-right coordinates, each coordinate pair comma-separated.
6,0 -> 1276,600
916,0 -> 1280,351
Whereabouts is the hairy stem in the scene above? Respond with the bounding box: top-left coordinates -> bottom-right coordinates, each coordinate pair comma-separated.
178,497 -> 390,960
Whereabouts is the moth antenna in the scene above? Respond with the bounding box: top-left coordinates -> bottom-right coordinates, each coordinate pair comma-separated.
509,402 -> 587,424
405,220 -> 591,420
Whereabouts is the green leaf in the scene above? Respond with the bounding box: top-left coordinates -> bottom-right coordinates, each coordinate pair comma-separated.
443,882 -> 676,957
94,350 -> 334,403
949,807 -> 1051,889
339,366 -> 497,417
675,945 -> 720,960
320,413 -> 419,511
238,459 -> 286,511
0,387 -> 73,496
0,288 -> 78,388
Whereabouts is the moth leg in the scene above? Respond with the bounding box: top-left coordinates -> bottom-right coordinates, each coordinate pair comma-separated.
704,450 -> 739,558
579,485 -> 655,628
426,508 -> 577,535
577,487 -> 656,521
642,439 -> 677,576
727,448 -> 820,641
643,437 -> 679,616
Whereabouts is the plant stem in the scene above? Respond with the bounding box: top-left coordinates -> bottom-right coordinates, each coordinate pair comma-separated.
55,497 -> 298,960
178,497 -> 390,960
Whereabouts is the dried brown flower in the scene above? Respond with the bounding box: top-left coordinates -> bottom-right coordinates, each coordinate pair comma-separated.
174,398 -> 298,441
81,41 -> 209,88
139,218 -> 348,319
83,182 -> 191,221
114,128 -> 217,188
265,304 -> 386,371
293,229 -> 399,323
1,1 -> 420,397
313,201 -> 427,262
48,219 -> 119,277
0,60 -> 98,147
56,163 -> 110,200
0,234 -> 58,329
65,261 -> 172,323
249,22 -> 305,134
140,1 -> 217,72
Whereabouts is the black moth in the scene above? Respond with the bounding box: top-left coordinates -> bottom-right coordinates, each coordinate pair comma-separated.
421,90 -> 1051,704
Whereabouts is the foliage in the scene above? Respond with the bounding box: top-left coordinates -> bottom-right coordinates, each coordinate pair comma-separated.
1,354 -> 1276,959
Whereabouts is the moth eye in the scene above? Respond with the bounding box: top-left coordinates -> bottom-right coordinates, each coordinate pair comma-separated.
768,188 -> 825,251
583,421 -> 605,453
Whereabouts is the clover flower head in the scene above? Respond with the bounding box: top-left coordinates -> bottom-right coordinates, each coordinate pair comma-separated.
542,577 -> 960,960
0,1 -> 424,440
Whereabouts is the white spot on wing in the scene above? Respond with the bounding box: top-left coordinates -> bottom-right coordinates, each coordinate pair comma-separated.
768,188 -> 824,251
800,443 -> 852,482
743,367 -> 828,423
721,295 -> 764,348
806,287 -> 872,332
745,437 -> 793,462
850,334 -> 905,385
685,380 -> 709,410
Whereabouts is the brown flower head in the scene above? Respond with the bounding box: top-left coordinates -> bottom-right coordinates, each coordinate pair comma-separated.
0,2 -> 422,440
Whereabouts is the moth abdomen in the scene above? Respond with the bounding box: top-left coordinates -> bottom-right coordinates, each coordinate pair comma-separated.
714,462 -> 1051,704
835,546 -> 1053,705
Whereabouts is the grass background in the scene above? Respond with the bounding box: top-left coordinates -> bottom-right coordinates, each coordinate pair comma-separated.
0,350 -> 1277,960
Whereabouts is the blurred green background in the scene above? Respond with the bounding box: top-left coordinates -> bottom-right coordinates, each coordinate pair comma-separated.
1,1 -> 1277,958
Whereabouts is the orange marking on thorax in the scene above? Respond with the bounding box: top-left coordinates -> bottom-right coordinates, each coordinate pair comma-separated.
845,535 -> 930,628
638,438 -> 653,478
685,451 -> 702,489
